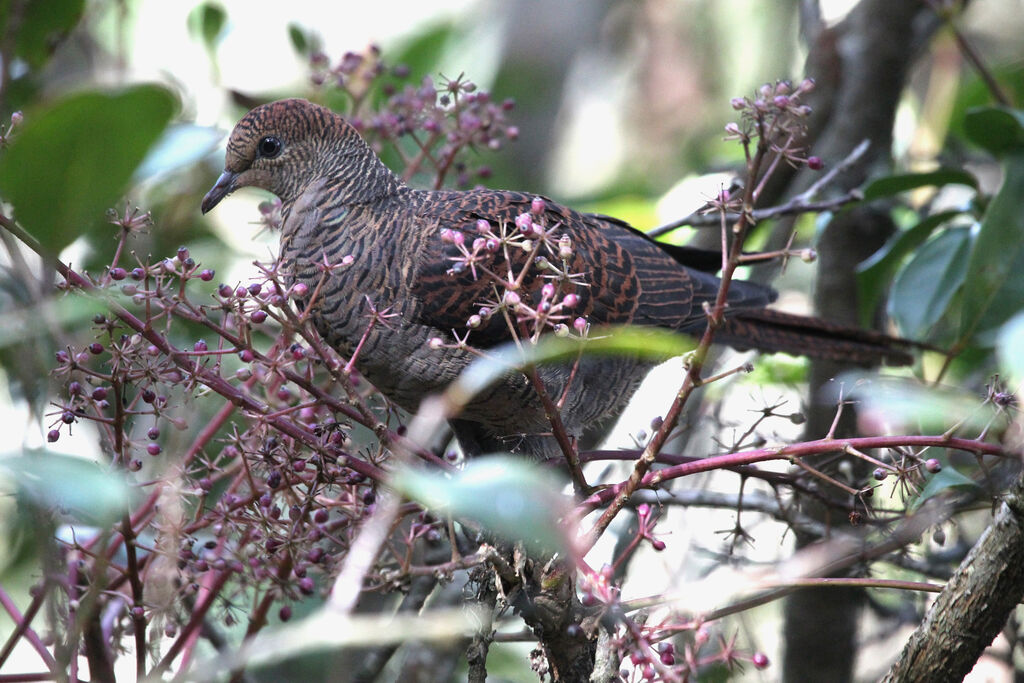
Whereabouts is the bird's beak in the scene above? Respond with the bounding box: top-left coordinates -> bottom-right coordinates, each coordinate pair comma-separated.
201,170 -> 239,214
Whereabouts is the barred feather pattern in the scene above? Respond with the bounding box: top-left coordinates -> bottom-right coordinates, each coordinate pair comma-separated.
207,99 -> 914,459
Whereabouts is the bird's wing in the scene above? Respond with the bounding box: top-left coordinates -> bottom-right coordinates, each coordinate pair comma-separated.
408,189 -> 774,347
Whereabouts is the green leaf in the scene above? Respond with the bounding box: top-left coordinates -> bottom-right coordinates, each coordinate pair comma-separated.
287,23 -> 309,56
390,23 -> 455,77
958,153 -> 1024,341
862,170 -> 978,201
963,106 -> 1024,155
997,311 -> 1024,383
187,2 -> 227,52
841,373 -> 999,434
393,456 -> 571,555
452,326 -> 695,405
910,465 -> 981,511
1,452 -> 130,525
0,85 -> 176,254
888,226 -> 972,339
857,210 -> 965,327
2,0 -> 85,67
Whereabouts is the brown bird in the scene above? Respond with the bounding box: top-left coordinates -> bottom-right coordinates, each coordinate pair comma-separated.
202,98 -> 912,459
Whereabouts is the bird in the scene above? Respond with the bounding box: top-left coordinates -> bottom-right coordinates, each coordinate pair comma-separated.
202,98 -> 913,460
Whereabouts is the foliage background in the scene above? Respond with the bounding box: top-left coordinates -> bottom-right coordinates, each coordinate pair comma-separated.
2,0 -> 1024,681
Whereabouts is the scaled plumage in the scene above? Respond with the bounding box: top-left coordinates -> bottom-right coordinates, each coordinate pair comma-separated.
202,98 -> 912,458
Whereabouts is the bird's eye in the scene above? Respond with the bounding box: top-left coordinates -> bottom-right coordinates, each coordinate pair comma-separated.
257,136 -> 282,159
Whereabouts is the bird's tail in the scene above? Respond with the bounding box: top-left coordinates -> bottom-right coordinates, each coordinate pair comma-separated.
716,308 -> 919,366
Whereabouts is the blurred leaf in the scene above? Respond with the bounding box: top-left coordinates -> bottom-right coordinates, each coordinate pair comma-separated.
857,210 -> 965,327
1,0 -> 85,67
581,195 -> 660,234
910,465 -> 981,511
187,2 -> 227,52
0,85 -> 176,254
390,23 -> 455,77
744,354 -> 808,386
0,293 -> 104,348
950,67 -> 1024,144
453,326 -> 695,403
862,170 -> 978,201
888,226 -> 971,339
997,311 -> 1024,383
1,452 -> 130,525
958,154 -> 1024,342
193,606 -> 482,682
287,23 -> 311,56
135,124 -> 224,181
840,373 -> 997,434
963,106 -> 1024,156
394,456 -> 571,555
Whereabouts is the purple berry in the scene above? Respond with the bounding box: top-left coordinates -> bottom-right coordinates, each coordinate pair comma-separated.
147,442 -> 161,456
47,429 -> 60,443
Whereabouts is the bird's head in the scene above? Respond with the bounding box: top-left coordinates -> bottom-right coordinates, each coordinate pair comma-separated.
201,98 -> 362,214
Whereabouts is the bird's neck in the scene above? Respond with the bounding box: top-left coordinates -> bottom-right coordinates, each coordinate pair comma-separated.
319,138 -> 405,205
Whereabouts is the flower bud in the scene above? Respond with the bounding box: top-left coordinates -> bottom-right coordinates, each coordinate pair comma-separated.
562,293 -> 579,308
530,196 -> 545,214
